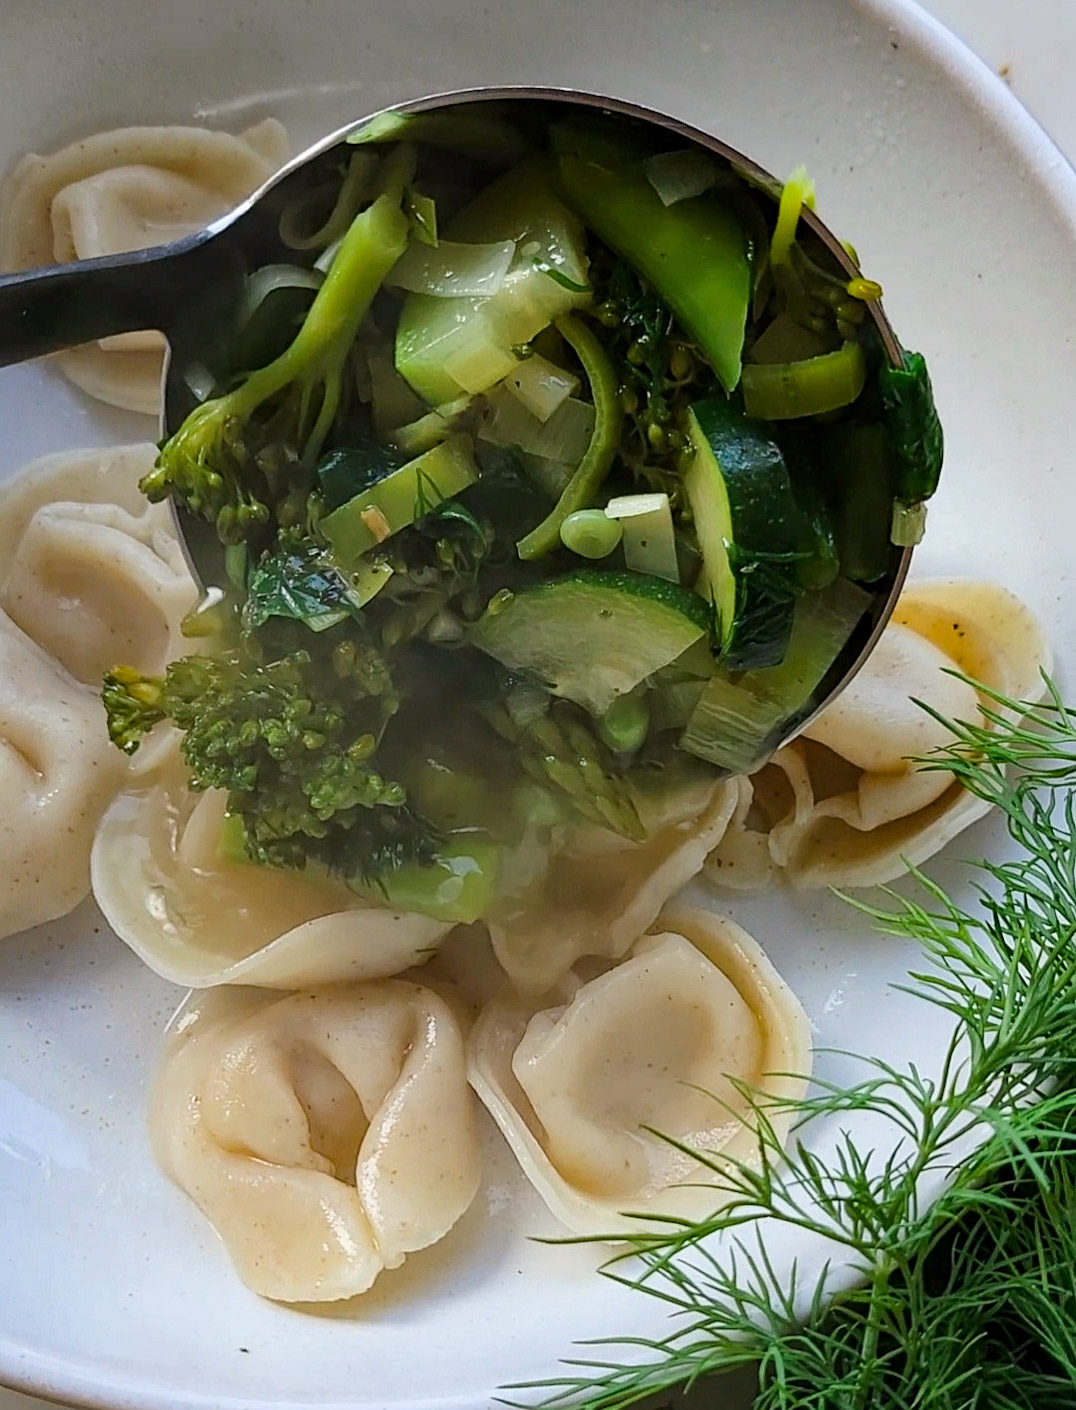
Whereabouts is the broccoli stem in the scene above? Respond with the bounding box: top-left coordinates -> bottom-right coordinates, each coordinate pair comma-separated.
221,193 -> 410,454
142,193 -> 411,539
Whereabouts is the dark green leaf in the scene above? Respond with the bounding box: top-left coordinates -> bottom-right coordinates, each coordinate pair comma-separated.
880,349 -> 944,503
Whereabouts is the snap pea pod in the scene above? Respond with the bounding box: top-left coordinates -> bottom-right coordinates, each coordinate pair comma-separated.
516,313 -> 622,560
551,118 -> 751,394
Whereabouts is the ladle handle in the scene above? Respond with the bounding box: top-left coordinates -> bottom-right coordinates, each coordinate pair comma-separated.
0,233 -> 229,367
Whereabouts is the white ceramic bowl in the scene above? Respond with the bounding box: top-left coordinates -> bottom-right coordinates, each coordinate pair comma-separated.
1,2 -> 1074,1407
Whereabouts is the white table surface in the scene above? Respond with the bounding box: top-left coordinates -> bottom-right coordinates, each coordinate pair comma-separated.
1,3 -> 1072,1409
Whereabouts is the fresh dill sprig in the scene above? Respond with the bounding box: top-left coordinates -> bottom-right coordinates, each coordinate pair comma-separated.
513,672 -> 1076,1410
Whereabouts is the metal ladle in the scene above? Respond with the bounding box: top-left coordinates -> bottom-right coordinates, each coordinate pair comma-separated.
0,87 -> 911,744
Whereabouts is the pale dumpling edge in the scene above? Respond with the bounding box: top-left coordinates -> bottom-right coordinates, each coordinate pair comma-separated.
469,906 -> 812,1236
151,980 -> 481,1302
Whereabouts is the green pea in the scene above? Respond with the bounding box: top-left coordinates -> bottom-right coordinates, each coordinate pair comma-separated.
559,510 -> 623,559
598,693 -> 650,754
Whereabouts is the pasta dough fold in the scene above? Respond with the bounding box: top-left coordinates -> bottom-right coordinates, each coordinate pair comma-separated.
1,497 -> 196,683
90,748 -> 454,987
0,120 -> 288,414
489,769 -> 743,995
469,907 -> 810,1234
0,610 -> 128,938
152,982 -> 481,1302
0,444 -> 196,936
706,579 -> 1051,890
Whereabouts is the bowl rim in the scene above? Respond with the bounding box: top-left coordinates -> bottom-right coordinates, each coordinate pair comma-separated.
2,1 -> 1075,1407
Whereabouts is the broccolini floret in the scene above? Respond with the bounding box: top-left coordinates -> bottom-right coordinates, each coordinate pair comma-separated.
141,193 -> 411,544
103,636 -> 434,878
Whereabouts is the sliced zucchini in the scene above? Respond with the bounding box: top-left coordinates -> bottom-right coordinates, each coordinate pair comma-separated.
681,398 -> 804,669
789,476 -> 840,591
647,637 -> 715,732
395,159 -> 589,406
604,493 -> 679,583
320,435 -> 479,567
470,570 -> 710,718
678,577 -> 870,774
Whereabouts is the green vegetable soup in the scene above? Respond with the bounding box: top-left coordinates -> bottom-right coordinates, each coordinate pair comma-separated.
104,101 -> 943,918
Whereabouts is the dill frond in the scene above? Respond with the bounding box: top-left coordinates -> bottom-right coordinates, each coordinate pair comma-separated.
514,673 -> 1076,1410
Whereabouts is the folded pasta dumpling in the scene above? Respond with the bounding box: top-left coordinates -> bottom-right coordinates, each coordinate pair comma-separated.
0,609 -> 128,938
91,747 -> 453,987
152,982 -> 481,1302
470,907 -> 810,1235
489,770 -> 742,995
0,444 -> 157,560
2,497 -> 196,683
706,578 -> 1050,890
0,443 -> 196,935
0,119 -> 288,414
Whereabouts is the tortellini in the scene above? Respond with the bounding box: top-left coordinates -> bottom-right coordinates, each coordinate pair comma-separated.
0,444 -> 197,743
0,119 -> 288,415
0,444 -> 196,937
469,907 -> 810,1235
1,495 -> 196,684
707,578 -> 1051,890
152,982 -> 481,1302
489,768 -> 743,995
0,610 -> 128,938
0,442 -> 155,552
91,747 -> 454,988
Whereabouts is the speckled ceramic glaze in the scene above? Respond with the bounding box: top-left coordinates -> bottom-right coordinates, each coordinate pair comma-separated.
0,1 -> 1074,1406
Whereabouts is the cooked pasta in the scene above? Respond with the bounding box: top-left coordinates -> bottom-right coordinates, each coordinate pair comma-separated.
151,981 -> 481,1301
0,443 -> 195,935
91,744 -> 455,988
469,907 -> 810,1234
706,579 -> 1050,891
0,609 -> 128,938
488,769 -> 743,994
0,120 -> 287,414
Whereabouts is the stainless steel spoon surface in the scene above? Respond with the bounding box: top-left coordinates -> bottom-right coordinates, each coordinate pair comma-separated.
0,86 -> 911,738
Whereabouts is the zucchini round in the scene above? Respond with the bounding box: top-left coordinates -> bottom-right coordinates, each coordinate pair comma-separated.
470,570 -> 710,717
